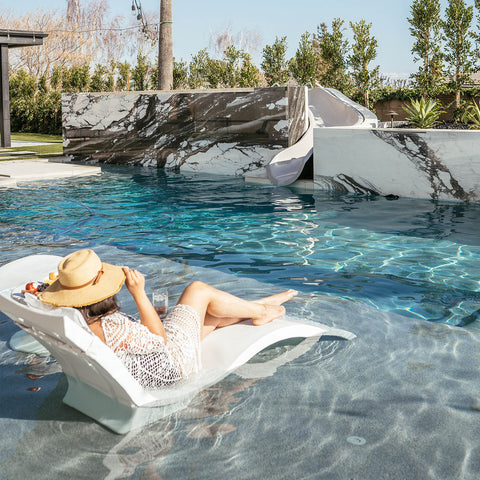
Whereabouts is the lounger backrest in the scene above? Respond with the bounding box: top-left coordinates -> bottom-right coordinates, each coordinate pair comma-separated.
0,291 -> 151,406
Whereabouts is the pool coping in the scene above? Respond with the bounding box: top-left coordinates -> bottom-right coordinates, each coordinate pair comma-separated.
0,158 -> 101,187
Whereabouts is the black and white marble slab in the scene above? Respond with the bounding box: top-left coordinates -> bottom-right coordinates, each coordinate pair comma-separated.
313,127 -> 480,202
63,87 -> 307,176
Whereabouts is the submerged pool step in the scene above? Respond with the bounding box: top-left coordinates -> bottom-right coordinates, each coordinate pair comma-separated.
0,159 -> 101,187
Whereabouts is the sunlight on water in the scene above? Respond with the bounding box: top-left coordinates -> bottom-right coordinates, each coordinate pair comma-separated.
1,166 -> 480,327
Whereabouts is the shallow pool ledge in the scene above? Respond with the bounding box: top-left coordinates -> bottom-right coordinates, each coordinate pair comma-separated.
0,159 -> 101,187
314,127 -> 480,202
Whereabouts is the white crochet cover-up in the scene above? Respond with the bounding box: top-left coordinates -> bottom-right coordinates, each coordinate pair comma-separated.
101,304 -> 202,389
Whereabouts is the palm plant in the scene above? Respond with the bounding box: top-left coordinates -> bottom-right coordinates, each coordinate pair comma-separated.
403,97 -> 445,128
461,100 -> 480,129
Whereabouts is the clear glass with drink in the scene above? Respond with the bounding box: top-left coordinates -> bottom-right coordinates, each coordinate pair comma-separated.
152,288 -> 168,319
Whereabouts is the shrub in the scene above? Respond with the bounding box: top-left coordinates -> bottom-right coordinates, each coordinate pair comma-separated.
403,97 -> 445,128
461,100 -> 480,129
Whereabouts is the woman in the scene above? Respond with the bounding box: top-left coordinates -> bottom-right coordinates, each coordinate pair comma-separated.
39,249 -> 297,389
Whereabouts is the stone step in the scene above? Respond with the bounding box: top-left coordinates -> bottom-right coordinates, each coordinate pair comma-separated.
0,159 -> 101,185
0,155 -> 38,160
0,150 -> 37,156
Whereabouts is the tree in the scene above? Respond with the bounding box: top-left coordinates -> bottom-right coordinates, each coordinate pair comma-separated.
209,27 -> 261,59
50,64 -> 90,92
474,0 -> 480,64
443,0 -> 475,111
132,53 -> 151,91
90,64 -> 109,92
172,59 -> 189,89
315,18 -> 352,94
348,20 -> 379,108
116,61 -> 132,91
158,0 -> 173,89
0,1 -> 153,85
289,32 -> 319,87
220,46 -> 244,87
35,88 -> 62,134
64,64 -> 91,92
203,57 -> 225,88
0,9 -> 92,81
408,0 -> 444,97
104,60 -> 116,92
261,36 -> 290,86
221,46 -> 261,87
185,46 -> 261,89
9,69 -> 61,134
238,52 -> 262,87
187,49 -> 211,88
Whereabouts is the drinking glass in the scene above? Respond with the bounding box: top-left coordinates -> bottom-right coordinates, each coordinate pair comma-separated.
152,288 -> 168,319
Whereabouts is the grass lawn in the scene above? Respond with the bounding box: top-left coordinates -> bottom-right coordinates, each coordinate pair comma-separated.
0,132 -> 63,160
0,143 -> 63,158
11,132 -> 62,143
22,144 -> 63,155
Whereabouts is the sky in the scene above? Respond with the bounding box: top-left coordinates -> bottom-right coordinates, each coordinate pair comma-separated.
1,0 -> 477,80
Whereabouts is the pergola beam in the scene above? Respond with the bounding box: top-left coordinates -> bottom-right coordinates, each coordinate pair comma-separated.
0,29 -> 48,148
0,31 -> 47,47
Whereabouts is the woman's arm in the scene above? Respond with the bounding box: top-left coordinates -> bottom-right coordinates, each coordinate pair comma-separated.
122,267 -> 167,343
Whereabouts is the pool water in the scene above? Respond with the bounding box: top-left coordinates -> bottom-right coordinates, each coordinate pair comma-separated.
1,165 -> 480,328
2,166 -> 480,480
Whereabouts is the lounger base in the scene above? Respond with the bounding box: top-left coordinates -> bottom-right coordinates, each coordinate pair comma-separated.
63,375 -> 190,434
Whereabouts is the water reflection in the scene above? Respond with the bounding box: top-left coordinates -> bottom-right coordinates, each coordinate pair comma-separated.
311,191 -> 480,246
2,169 -> 480,327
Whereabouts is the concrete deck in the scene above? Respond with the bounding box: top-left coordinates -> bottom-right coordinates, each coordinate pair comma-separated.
0,158 -> 101,187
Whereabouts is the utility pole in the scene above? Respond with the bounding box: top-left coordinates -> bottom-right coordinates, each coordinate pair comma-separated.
158,0 -> 173,90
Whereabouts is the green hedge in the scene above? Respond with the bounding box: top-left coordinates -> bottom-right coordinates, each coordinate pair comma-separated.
10,70 -> 62,135
11,64 -> 480,135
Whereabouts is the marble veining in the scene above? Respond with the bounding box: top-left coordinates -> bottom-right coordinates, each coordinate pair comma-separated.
63,88 -> 307,175
313,127 -> 480,202
372,130 -> 470,201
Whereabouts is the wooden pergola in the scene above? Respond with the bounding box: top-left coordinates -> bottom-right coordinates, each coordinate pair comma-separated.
0,29 -> 48,148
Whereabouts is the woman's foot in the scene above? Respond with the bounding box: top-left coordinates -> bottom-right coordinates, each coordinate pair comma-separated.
251,304 -> 286,326
257,289 -> 298,306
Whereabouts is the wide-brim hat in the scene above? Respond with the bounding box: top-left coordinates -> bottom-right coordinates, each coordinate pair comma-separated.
39,249 -> 125,307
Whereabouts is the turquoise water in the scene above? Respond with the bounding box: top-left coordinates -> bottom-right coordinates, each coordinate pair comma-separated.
2,166 -> 480,479
1,165 -> 480,328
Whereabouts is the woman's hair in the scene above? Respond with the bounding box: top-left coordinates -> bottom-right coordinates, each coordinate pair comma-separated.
76,295 -> 120,324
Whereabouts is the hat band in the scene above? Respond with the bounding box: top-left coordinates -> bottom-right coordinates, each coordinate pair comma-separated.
59,267 -> 104,290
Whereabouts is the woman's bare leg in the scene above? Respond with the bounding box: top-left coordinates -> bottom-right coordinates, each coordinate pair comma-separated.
256,289 -> 298,305
202,289 -> 298,334
176,281 -> 292,338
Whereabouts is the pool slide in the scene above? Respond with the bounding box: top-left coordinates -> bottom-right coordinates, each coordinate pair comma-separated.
265,87 -> 378,186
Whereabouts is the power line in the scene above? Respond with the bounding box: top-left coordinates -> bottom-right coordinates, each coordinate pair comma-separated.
45,24 -> 159,34
47,1 -> 156,36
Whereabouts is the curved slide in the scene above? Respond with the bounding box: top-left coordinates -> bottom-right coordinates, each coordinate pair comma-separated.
265,87 -> 378,186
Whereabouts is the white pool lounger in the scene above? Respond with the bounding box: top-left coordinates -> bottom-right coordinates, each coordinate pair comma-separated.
0,255 -> 355,434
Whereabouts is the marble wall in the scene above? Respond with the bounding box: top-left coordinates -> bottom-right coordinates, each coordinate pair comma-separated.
63,87 -> 307,177
313,127 -> 480,202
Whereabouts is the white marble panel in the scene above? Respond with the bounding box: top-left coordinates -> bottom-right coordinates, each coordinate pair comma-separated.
313,128 -> 480,202
174,143 -> 282,176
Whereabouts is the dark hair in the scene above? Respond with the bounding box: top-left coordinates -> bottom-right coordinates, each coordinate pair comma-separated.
76,295 -> 121,325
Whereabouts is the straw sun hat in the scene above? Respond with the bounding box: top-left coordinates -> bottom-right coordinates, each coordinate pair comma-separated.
39,249 -> 125,307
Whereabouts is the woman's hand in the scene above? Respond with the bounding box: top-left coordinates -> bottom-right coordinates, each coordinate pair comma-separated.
123,267 -> 146,299
122,267 -> 167,341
